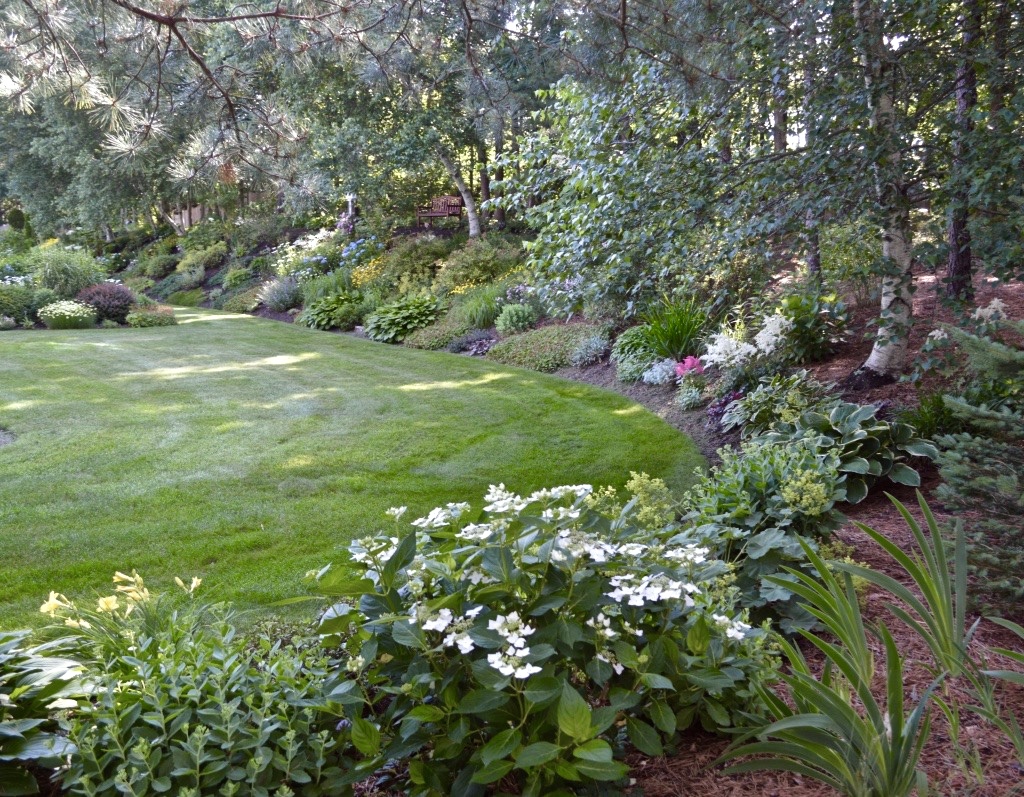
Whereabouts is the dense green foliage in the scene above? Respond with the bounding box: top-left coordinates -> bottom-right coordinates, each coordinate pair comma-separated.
363,295 -> 442,343
315,484 -> 777,795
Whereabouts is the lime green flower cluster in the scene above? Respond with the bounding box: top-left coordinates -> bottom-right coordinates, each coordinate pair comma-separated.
780,469 -> 832,517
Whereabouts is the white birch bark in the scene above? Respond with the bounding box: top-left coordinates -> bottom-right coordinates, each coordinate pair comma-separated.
854,0 -> 914,378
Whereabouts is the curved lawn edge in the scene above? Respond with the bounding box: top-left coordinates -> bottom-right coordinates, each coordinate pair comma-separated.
0,308 -> 704,627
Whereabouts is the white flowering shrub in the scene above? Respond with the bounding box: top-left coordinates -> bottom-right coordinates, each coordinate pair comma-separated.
37,300 -> 96,330
701,331 -> 758,370
752,313 -> 794,356
315,484 -> 777,795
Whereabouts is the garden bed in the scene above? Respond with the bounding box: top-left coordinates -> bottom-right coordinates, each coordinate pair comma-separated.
553,270 -> 1024,796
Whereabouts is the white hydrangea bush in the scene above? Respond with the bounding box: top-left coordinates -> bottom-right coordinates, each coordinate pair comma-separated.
314,483 -> 778,794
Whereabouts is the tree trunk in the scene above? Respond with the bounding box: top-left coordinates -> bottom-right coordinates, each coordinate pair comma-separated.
853,0 -> 914,380
493,117 -> 506,228
946,0 -> 980,302
437,147 -> 482,237
477,141 -> 490,229
802,67 -> 822,280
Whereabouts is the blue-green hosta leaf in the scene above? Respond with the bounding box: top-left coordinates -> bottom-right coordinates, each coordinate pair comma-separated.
888,463 -> 921,486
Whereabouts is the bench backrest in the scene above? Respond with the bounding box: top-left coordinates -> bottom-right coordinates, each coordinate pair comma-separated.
432,195 -> 463,212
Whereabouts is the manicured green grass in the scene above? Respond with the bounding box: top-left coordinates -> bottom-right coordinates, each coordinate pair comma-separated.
0,310 -> 704,628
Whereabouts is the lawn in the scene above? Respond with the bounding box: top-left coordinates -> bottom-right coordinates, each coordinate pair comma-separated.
0,310 -> 703,627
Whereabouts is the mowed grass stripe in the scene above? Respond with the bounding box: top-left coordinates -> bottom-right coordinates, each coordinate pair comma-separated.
0,309 -> 703,627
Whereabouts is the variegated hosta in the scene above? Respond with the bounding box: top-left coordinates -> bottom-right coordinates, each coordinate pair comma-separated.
316,482 -> 779,796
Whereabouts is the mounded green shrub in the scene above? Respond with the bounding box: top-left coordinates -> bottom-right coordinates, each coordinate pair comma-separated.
166,289 -> 205,307
403,312 -> 471,350
486,323 -> 609,372
0,282 -> 33,320
219,287 -> 261,314
495,302 -> 539,336
176,241 -> 227,274
126,306 -> 177,327
432,233 -> 524,295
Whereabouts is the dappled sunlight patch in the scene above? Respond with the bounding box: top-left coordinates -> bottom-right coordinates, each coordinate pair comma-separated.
395,372 -> 513,392
212,421 -> 250,433
612,405 -> 645,417
117,352 -> 321,380
284,455 -> 316,469
2,400 -> 40,411
175,312 -> 261,324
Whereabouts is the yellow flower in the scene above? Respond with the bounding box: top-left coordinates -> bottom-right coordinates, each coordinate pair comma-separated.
64,618 -> 92,629
39,591 -> 69,616
97,595 -> 120,613
175,576 -> 201,593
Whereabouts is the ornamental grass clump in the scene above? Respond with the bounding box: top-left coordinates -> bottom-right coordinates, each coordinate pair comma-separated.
37,299 -> 96,330
314,483 -> 777,796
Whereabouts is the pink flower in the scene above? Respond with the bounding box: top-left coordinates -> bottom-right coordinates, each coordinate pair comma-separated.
675,356 -> 704,377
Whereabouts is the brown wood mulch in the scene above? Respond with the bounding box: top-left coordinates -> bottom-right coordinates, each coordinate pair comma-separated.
557,272 -> 1024,796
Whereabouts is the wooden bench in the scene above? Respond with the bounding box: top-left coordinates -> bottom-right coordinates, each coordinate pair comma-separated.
416,195 -> 463,227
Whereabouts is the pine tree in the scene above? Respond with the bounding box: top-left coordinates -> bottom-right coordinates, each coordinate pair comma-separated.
935,319 -> 1024,609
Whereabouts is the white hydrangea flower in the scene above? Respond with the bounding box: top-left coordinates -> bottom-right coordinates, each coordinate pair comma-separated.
486,648 -> 542,679
422,608 -> 454,632
457,523 -> 495,541
386,506 -> 408,519
483,484 -> 529,513
663,544 -> 710,565
926,329 -> 949,342
712,613 -> 752,641
487,612 -> 536,648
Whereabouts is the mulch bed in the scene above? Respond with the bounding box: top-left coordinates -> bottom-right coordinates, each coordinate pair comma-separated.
557,271 -> 1024,796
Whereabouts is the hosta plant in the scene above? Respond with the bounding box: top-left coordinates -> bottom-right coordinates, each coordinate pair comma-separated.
759,402 -> 938,503
681,439 -> 846,630
37,300 -> 96,330
315,484 -> 778,797
364,295 -> 441,343
720,371 -> 835,435
0,631 -> 83,795
297,293 -> 364,331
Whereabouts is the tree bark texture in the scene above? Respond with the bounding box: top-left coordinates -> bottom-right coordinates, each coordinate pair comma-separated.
437,147 -> 482,237
854,0 -> 915,377
946,0 -> 980,302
